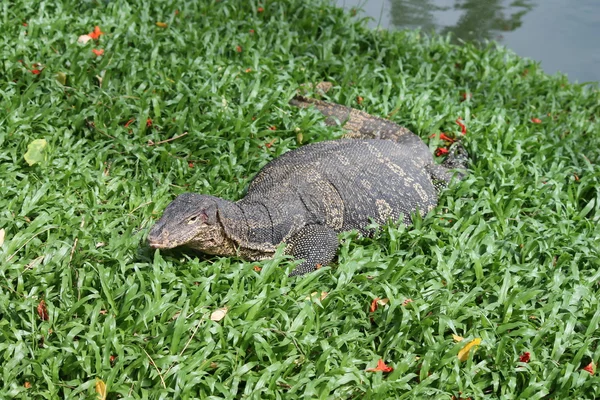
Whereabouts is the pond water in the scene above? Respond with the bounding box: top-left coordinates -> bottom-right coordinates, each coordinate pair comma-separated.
336,0 -> 600,84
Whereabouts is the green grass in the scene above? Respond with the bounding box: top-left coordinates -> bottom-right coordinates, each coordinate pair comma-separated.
1,0 -> 600,398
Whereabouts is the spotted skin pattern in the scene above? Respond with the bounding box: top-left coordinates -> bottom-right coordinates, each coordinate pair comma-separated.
148,94 -> 468,276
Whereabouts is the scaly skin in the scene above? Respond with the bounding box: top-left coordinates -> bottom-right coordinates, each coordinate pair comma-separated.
148,89 -> 468,276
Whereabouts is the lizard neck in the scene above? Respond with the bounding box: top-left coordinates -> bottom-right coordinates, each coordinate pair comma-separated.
217,199 -> 278,258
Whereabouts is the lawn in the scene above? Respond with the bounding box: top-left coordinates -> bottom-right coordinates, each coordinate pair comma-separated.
1,0 -> 600,398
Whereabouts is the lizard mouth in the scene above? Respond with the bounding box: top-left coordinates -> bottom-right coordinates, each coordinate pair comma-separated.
148,240 -> 170,249
147,235 -> 176,249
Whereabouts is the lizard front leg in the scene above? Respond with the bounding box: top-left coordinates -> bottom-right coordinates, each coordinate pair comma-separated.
285,224 -> 339,277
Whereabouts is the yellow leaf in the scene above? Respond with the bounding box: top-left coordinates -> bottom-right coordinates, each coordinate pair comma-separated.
210,307 -> 228,322
56,72 -> 67,85
306,292 -> 328,301
457,338 -> 481,362
452,334 -> 464,342
95,378 -> 107,400
156,22 -> 168,28
0,229 -> 4,247
24,139 -> 47,166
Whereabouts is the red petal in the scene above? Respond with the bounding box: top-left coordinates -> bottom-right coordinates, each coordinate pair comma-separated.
88,25 -> 104,40
439,133 -> 455,143
369,297 -> 379,313
531,118 -> 542,124
519,352 -> 530,363
436,147 -> 449,157
366,359 -> 393,373
583,362 -> 595,375
455,118 -> 467,134
30,69 -> 41,75
146,118 -> 153,127
92,48 -> 104,56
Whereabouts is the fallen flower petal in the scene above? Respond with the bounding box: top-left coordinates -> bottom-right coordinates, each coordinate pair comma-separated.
257,6 -> 264,12
439,133 -> 456,143
88,26 -> 104,40
455,118 -> 467,134
30,69 -> 42,75
253,265 -> 262,272
370,297 -> 380,313
146,118 -> 153,127
436,147 -> 449,157
461,92 -> 472,101
583,362 -> 595,375
519,352 -> 530,363
156,22 -> 168,28
124,119 -> 135,127
366,359 -> 393,373
92,49 -> 104,56
235,45 -> 242,53
531,118 -> 542,124
402,298 -> 413,306
457,338 -> 481,362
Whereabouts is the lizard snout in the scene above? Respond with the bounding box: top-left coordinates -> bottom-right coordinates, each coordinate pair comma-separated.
147,224 -> 170,249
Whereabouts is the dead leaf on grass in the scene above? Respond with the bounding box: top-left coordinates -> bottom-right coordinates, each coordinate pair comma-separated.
24,139 -> 47,166
210,307 -> 228,322
457,338 -> 481,362
95,378 -> 107,400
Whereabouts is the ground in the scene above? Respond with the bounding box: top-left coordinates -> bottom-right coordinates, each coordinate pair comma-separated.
1,0 -> 600,398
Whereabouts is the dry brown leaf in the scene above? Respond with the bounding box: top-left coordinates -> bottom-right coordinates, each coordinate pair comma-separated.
210,307 -> 228,322
37,299 -> 49,321
377,298 -> 389,306
78,34 -> 92,44
95,378 -> 107,400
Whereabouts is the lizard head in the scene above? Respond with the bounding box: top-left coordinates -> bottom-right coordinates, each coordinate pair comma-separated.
148,193 -> 235,255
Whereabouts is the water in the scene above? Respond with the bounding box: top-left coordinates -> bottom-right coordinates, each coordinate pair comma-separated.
337,0 -> 600,84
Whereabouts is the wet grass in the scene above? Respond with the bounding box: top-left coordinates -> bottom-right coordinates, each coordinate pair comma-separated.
1,0 -> 600,398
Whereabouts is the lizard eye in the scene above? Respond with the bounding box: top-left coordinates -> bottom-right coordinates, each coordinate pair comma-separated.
188,211 -> 209,224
